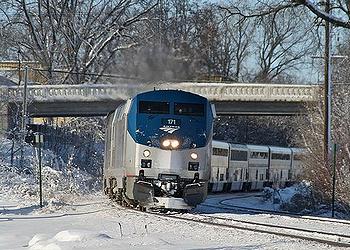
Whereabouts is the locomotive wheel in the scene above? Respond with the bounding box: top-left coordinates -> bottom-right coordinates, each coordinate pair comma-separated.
138,206 -> 146,212
122,200 -> 128,207
116,188 -> 123,205
104,187 -> 109,196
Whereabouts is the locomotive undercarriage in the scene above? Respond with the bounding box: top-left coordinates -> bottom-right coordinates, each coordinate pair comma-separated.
104,174 -> 207,210
104,172 -> 207,210
133,173 -> 207,210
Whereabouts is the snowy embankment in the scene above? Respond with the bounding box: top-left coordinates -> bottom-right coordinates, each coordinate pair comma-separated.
0,137 -> 100,208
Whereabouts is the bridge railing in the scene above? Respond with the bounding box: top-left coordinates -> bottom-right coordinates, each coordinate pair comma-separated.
166,83 -> 318,102
0,82 -> 319,103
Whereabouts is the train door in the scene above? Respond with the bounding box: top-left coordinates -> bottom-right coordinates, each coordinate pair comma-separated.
229,144 -> 248,191
210,141 -> 229,192
247,145 -> 269,191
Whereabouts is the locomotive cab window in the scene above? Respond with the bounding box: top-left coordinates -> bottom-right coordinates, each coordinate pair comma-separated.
139,101 -> 170,114
174,103 -> 204,116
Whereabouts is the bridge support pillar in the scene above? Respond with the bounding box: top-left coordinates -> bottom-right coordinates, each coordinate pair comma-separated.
0,103 -> 8,137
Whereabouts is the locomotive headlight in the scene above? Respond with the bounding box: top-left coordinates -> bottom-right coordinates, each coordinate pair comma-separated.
162,139 -> 180,149
190,152 -> 198,160
170,139 -> 179,148
162,139 -> 171,147
143,149 -> 151,157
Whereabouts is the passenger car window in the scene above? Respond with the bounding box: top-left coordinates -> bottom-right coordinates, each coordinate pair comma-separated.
250,151 -> 268,159
213,148 -> 229,156
231,150 -> 248,161
272,153 -> 290,160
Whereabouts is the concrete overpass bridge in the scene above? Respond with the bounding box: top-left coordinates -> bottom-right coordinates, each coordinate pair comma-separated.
0,82 -> 319,119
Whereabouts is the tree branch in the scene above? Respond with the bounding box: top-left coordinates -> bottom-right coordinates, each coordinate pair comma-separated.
295,0 -> 350,28
218,3 -> 300,20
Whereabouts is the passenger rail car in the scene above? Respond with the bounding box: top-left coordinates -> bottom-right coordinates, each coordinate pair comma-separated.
104,90 -> 215,210
209,141 -> 304,192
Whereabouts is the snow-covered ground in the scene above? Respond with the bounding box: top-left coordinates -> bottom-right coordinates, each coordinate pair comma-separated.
0,193 -> 343,250
0,137 -> 348,249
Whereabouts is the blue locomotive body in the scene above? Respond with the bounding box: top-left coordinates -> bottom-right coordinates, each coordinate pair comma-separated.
104,90 -> 215,210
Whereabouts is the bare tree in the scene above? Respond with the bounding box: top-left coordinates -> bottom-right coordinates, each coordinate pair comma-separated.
191,5 -> 221,77
1,0 -> 158,84
216,4 -> 255,81
253,8 -> 319,82
0,102 -> 7,135
331,39 -> 350,84
218,1 -> 320,83
294,85 -> 350,209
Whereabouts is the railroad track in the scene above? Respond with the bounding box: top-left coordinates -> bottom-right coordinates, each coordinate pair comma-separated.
202,196 -> 350,226
110,201 -> 350,248
148,210 -> 350,248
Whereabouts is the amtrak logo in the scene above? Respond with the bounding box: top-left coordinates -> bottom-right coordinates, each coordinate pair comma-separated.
159,126 -> 180,134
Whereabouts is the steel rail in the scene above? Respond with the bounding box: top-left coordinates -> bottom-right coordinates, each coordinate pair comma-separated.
191,212 -> 350,240
213,197 -> 350,226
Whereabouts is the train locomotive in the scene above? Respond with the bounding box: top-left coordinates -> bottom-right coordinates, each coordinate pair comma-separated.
104,89 -> 215,210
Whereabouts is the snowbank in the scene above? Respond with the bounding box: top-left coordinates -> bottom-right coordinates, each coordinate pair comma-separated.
261,183 -> 318,214
28,230 -> 112,250
0,137 -> 101,208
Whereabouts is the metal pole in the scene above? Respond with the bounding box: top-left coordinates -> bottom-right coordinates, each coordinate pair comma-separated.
20,66 -> 29,168
332,143 -> 337,218
39,137 -> 43,208
324,0 -> 332,165
22,66 -> 29,132
17,49 -> 22,86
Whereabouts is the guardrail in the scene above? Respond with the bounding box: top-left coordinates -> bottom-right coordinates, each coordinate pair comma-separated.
0,82 -> 320,103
